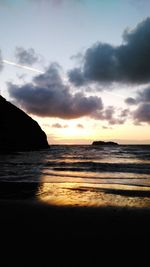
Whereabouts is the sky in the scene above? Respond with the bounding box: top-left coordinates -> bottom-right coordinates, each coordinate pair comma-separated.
0,0 -> 150,144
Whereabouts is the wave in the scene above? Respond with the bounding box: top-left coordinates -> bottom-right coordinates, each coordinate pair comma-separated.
45,161 -> 150,174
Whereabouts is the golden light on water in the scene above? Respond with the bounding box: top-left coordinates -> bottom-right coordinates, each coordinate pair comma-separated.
36,179 -> 150,208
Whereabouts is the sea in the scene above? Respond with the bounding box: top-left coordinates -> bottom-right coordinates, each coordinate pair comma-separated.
0,144 -> 150,207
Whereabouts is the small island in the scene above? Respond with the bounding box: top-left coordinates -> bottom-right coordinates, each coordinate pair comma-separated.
92,141 -> 119,146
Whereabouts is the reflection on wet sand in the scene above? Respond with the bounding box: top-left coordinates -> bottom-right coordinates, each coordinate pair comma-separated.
37,181 -> 150,207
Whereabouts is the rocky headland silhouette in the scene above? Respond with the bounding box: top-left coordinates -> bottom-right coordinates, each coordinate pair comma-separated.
0,95 -> 49,152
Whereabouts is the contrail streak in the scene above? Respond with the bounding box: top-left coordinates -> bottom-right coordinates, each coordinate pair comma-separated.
2,59 -> 44,74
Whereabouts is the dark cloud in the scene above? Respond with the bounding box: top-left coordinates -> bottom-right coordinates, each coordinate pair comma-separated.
125,86 -> 150,124
88,106 -> 113,122
127,87 -> 150,124
125,87 -> 150,105
69,18 -> 150,86
33,62 -> 61,87
137,86 -> 150,102
125,97 -> 137,105
7,63 -> 103,119
68,68 -> 86,87
15,47 -> 40,66
92,106 -> 129,125
133,103 -> 150,124
120,108 -> 130,118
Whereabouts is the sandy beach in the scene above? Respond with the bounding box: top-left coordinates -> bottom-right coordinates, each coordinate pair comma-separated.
0,195 -> 150,266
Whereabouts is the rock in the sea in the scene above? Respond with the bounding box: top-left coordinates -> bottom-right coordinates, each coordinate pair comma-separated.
0,96 -> 49,152
92,141 -> 119,146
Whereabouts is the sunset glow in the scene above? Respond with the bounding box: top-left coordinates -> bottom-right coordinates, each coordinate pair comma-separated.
0,0 -> 150,144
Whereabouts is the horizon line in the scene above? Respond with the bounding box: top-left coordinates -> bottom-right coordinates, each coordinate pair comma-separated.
48,142 -> 150,145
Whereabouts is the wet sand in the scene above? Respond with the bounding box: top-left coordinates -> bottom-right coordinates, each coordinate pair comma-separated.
0,197 -> 150,266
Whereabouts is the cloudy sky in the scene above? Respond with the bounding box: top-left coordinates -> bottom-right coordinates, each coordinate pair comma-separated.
1,0 -> 150,144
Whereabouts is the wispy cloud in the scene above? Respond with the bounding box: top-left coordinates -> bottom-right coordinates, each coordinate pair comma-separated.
52,123 -> 68,128
76,123 -> 84,129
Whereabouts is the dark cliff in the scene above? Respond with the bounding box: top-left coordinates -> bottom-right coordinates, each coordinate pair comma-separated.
0,96 -> 49,152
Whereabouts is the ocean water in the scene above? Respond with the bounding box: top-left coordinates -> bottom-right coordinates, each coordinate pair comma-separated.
0,145 -> 150,207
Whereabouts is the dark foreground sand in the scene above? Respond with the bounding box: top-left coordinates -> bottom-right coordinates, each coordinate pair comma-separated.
0,198 -> 150,267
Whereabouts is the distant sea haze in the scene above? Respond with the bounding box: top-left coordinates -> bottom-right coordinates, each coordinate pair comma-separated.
0,145 -> 150,207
